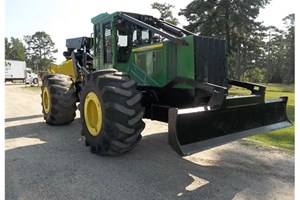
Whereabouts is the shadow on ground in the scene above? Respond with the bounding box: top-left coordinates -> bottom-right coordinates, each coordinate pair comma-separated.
5,117 -> 294,200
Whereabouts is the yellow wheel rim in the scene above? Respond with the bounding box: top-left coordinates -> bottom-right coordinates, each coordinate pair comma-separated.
42,87 -> 50,114
84,92 -> 102,137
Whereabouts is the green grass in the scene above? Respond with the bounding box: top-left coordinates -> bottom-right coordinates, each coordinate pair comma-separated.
230,84 -> 295,151
264,83 -> 295,93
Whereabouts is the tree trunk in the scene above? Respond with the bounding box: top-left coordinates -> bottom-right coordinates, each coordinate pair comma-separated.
235,49 -> 242,80
225,7 -> 231,56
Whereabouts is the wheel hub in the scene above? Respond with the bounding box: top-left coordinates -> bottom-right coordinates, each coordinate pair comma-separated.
42,87 -> 50,114
84,92 -> 102,136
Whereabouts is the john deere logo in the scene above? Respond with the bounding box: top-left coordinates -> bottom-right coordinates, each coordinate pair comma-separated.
5,61 -> 11,67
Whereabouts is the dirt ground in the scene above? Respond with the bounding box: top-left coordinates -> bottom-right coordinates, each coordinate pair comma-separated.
5,83 -> 295,200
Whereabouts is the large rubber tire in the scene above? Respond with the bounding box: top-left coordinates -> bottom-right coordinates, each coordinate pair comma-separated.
41,73 -> 77,125
33,78 -> 38,84
80,70 -> 145,155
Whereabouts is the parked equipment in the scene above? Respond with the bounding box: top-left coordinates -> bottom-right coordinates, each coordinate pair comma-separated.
41,12 -> 291,156
5,60 -> 39,84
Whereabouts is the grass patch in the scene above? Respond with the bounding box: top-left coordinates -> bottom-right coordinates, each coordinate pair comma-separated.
229,84 -> 294,151
228,86 -> 250,95
250,88 -> 294,151
264,83 -> 294,93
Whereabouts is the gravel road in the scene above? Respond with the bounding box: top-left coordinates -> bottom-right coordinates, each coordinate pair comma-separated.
5,83 -> 295,200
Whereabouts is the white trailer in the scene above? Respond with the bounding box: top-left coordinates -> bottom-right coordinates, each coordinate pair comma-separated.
5,60 -> 26,82
5,60 -> 39,84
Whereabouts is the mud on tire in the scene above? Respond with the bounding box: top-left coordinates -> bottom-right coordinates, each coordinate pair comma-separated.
41,73 -> 77,125
80,70 -> 145,155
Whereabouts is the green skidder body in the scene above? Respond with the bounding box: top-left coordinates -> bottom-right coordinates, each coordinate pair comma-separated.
42,11 -> 291,156
92,12 -> 197,87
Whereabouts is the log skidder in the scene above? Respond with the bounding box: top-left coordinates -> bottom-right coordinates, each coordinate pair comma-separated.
79,70 -> 145,155
42,11 -> 291,156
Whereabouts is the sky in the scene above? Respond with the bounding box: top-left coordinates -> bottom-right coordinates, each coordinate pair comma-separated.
4,0 -> 296,64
